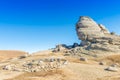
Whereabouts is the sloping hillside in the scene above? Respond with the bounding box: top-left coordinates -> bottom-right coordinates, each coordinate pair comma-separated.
0,50 -> 27,61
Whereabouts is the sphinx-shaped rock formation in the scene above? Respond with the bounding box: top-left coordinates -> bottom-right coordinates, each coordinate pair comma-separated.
76,16 -> 120,52
64,16 -> 120,57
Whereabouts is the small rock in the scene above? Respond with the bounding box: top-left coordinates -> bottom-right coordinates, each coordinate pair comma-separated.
105,66 -> 118,72
19,55 -> 26,59
19,54 -> 29,59
110,64 -> 117,67
32,60 -> 35,62
80,57 -> 88,62
37,60 -> 44,66
31,69 -> 38,72
63,60 -> 68,65
50,58 -> 55,62
38,60 -> 44,64
57,58 -> 61,63
3,65 -> 12,70
27,63 -> 33,66
99,62 -> 105,65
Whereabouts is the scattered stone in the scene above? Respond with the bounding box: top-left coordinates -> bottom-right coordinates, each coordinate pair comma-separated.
105,66 -> 118,72
27,62 -> 33,66
110,64 -> 117,67
38,60 -> 44,64
31,69 -> 38,72
99,61 -> 105,65
63,60 -> 68,65
50,58 -> 55,62
2,58 -> 68,72
80,57 -> 88,62
32,60 -> 35,62
3,65 -> 12,70
19,54 -> 28,59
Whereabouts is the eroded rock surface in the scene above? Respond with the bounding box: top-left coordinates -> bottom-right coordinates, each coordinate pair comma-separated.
76,16 -> 105,40
65,16 -> 120,57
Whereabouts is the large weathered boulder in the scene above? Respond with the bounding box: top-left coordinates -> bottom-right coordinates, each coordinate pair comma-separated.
76,16 -> 105,41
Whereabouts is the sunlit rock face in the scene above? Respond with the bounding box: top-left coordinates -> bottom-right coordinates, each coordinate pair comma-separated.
98,24 -> 110,34
76,16 -> 107,41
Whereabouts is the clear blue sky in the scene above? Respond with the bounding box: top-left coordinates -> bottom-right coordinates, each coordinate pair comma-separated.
0,0 -> 120,53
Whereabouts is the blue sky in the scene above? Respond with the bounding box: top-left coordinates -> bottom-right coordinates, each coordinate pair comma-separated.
0,0 -> 120,53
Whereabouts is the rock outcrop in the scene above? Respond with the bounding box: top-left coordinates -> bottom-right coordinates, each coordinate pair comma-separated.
76,16 -> 120,51
51,16 -> 120,57
65,16 -> 120,57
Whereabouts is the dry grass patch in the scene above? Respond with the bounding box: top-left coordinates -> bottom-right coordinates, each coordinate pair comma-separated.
97,74 -> 120,80
65,56 -> 90,64
6,68 -> 76,80
0,50 -> 27,61
96,54 -> 120,65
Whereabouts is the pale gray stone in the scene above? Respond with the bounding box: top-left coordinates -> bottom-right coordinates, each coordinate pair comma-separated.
76,16 -> 104,41
105,66 -> 118,72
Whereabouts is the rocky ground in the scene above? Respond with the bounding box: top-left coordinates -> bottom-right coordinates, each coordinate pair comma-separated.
0,50 -> 119,80
0,16 -> 120,80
